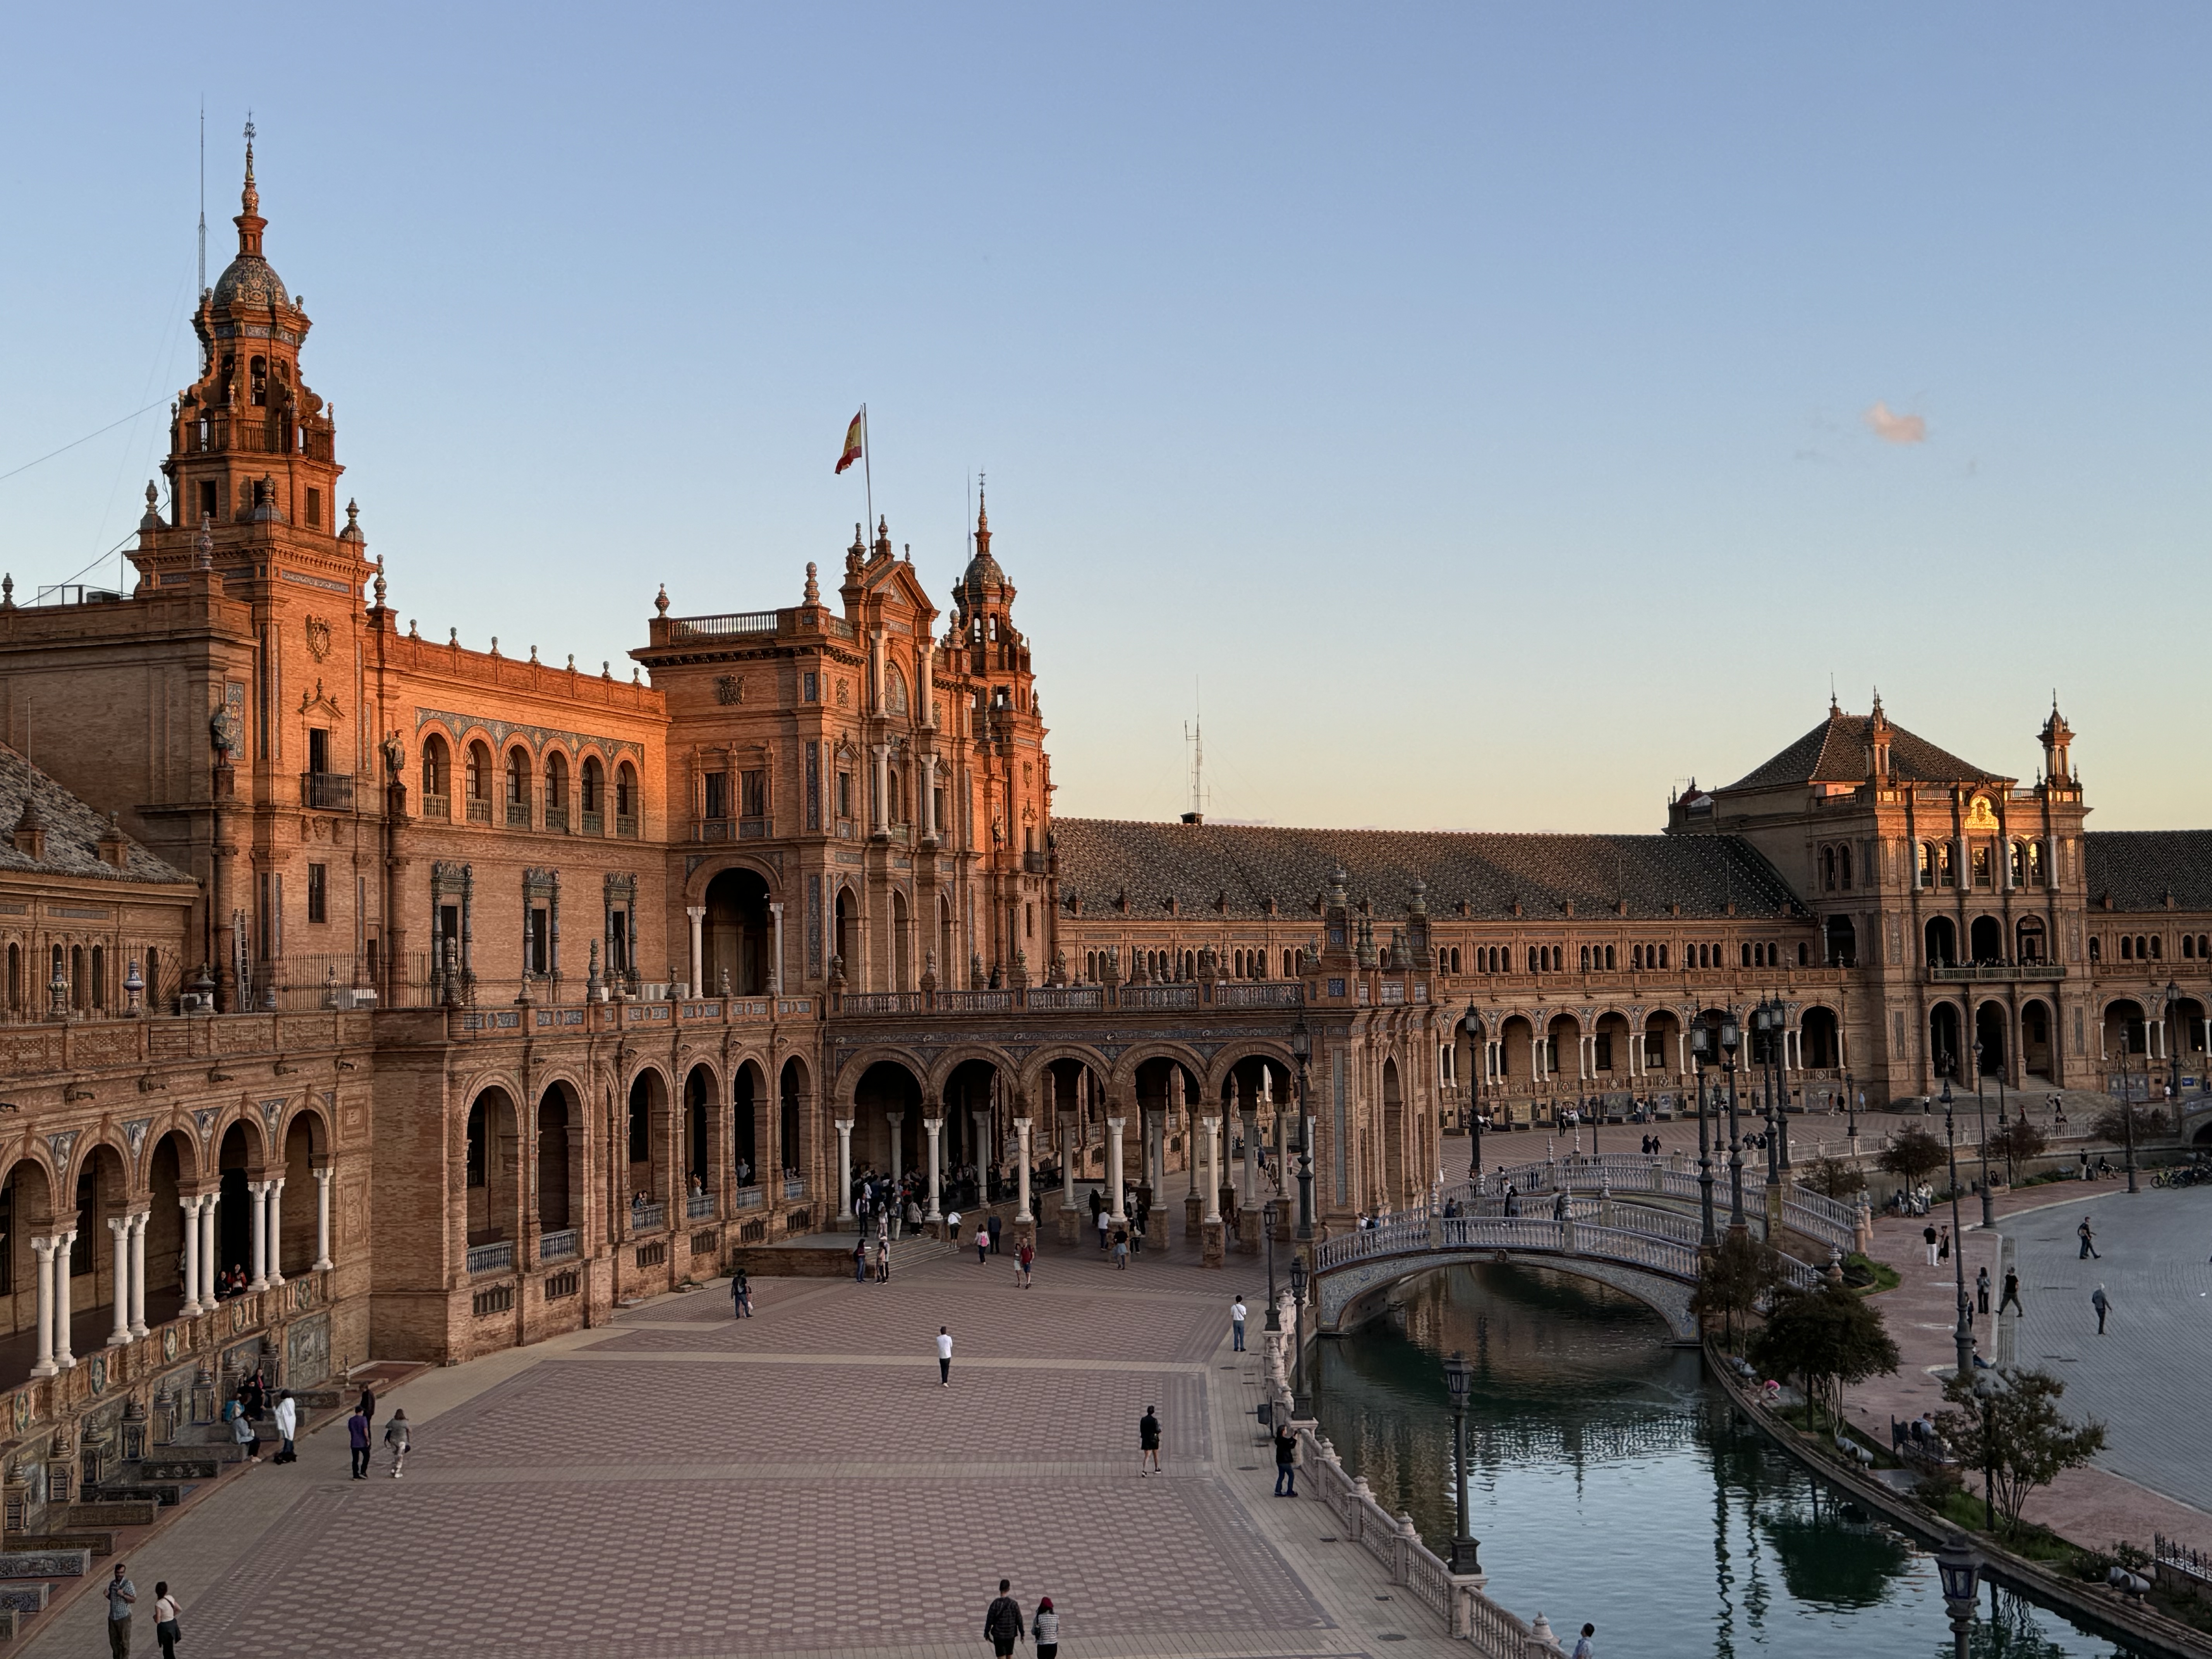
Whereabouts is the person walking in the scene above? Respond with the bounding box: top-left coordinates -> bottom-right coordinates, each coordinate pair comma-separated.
383,1408 -> 410,1478
1139,1405 -> 1162,1475
984,1579 -> 1024,1657
1096,1206 -> 1112,1254
1273,1418 -> 1299,1496
938,1326 -> 953,1387
1999,1268 -> 2023,1317
1231,1297 -> 1248,1352
1923,1221 -> 1940,1266
732,1268 -> 752,1318
105,1561 -> 136,1659
2078,1216 -> 2100,1260
347,1402 -> 371,1479
853,1240 -> 868,1283
987,1213 -> 1003,1255
1111,1227 -> 1129,1270
1975,1266 -> 1991,1315
946,1208 -> 962,1246
1015,1238 -> 1034,1289
876,1237 -> 893,1283
1937,1224 -> 1951,1264
152,1581 -> 182,1659
272,1390 -> 298,1464
1031,1596 -> 1059,1659
975,1226 -> 990,1267
2092,1284 -> 2112,1335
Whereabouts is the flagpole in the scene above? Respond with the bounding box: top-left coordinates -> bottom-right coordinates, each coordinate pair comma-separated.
862,404 -> 873,546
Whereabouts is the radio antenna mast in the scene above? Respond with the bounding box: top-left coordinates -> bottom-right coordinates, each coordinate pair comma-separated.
197,102 -> 206,294
1182,681 -> 1207,824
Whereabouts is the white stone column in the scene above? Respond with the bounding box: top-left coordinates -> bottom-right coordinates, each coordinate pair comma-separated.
1106,1115 -> 1127,1223
1201,1116 -> 1222,1223
919,637 -> 937,728
768,902 -> 785,996
924,1113 -> 944,1221
53,1231 -> 77,1369
1061,1117 -> 1078,1209
247,1179 -> 270,1290
870,743 -> 890,834
1015,1118 -> 1034,1222
919,757 -> 937,840
106,1217 -> 133,1346
1240,1089 -> 1257,1208
685,906 -> 706,998
29,1237 -> 58,1378
265,1178 -> 287,1286
178,1195 -> 204,1317
199,1197 -> 219,1307
834,1118 -> 855,1221
127,1211 -> 149,1338
313,1168 -> 334,1269
886,1111 -> 905,1189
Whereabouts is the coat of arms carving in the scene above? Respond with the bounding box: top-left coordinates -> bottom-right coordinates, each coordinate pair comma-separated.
715,674 -> 743,705
305,615 -> 332,661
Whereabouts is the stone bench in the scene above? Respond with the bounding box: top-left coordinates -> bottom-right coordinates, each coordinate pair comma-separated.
0,1583 -> 50,1615
81,1484 -> 181,1507
9,1532 -> 115,1560
132,1459 -> 222,1482
0,1549 -> 89,1580
61,1502 -> 156,1529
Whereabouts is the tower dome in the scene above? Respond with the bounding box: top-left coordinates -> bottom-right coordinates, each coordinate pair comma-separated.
960,487 -> 1008,603
211,130 -> 289,310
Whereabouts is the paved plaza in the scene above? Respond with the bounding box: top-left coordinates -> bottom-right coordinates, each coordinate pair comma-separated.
18,1227 -> 1513,1659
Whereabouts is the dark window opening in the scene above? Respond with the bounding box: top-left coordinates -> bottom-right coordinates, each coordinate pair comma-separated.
307,863 -> 328,924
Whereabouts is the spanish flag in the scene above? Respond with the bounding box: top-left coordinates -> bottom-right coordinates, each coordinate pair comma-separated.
835,408 -> 865,475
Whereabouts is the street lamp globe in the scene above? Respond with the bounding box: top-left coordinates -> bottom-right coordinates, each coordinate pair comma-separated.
1720,1016 -> 1741,1057
1441,1348 -> 1471,1407
1288,1254 -> 1306,1302
1935,1530 -> 1981,1609
1290,1014 -> 1311,1066
1690,1023 -> 1712,1065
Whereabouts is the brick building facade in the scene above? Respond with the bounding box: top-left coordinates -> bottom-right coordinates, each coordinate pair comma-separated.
0,148 -> 2206,1503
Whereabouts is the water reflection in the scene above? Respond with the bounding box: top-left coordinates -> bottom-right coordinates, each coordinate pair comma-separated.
1309,1264 -> 2138,1657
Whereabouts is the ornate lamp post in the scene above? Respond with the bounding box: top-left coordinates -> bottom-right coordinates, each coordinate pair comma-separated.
1973,1371 -> 1999,1530
1721,1012 -> 1747,1234
2166,978 -> 2185,1123
1942,1079 -> 1976,1377
1290,1015 -> 1314,1239
1441,1349 -> 1480,1575
1753,1000 -> 1783,1194
1288,1252 -> 1309,1417
1935,1532 -> 1982,1659
1845,1067 -> 1859,1147
1970,1039 -> 1995,1229
1463,1004 -> 1485,1182
1689,1020 -> 1717,1248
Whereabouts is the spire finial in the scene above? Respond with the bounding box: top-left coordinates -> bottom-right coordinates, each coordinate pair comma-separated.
804,561 -> 820,603
234,113 -> 266,257
1829,674 -> 1840,718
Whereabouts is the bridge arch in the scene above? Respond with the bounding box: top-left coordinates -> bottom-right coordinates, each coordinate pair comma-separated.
1320,1248 -> 1698,1345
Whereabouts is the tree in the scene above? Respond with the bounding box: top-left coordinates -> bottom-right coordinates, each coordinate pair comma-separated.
2091,1103 -> 2169,1148
1935,1367 -> 2107,1538
1985,1119 -> 2047,1187
1748,1281 -> 1901,1432
1693,1230 -> 1790,1348
1805,1153 -> 1867,1202
1877,1125 -> 1946,1191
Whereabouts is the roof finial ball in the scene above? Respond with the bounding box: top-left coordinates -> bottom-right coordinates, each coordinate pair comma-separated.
804,561 -> 821,603
654,584 -> 670,618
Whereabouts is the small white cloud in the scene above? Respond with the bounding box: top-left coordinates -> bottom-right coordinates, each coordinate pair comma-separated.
1863,402 -> 1928,445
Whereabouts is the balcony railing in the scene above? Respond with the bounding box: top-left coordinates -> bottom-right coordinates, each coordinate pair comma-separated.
467,797 -> 492,824
544,804 -> 569,833
734,1185 -> 765,1210
581,810 -> 603,836
506,800 -> 532,828
669,610 -> 779,638
739,816 -> 770,839
782,1178 -> 806,1201
629,1200 -> 666,1233
420,792 -> 451,822
300,771 -> 354,811
687,1192 -> 717,1221
538,1228 -> 580,1262
466,1239 -> 515,1275
616,814 -> 638,838
1930,962 -> 2067,983
696,818 -> 733,842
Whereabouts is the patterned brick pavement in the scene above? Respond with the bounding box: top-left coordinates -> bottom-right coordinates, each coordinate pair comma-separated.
18,1233 -> 1465,1659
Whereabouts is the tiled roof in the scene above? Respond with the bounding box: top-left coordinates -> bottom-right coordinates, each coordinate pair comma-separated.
0,747 -> 194,886
1724,709 -> 1996,792
1051,819 -> 1802,924
2083,831 -> 2212,914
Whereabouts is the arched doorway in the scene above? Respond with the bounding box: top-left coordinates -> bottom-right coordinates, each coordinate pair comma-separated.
778,1059 -> 807,1184
1973,1001 -> 2008,1082
625,1071 -> 668,1214
1801,1007 -> 1841,1069
2021,999 -> 2054,1079
1824,915 -> 1858,968
684,1064 -> 719,1209
146,1130 -> 193,1317
833,887 -> 855,978
279,1112 -> 321,1277
74,1143 -> 129,1334
2016,917 -> 2047,963
0,1159 -> 56,1340
216,1122 -> 263,1281
537,1084 -> 575,1233
1970,916 -> 2004,964
2102,1000 -> 2147,1068
1929,1003 -> 1963,1080
891,891 -> 912,992
1381,1057 -> 1406,1204
733,1061 -> 764,1186
943,1058 -> 1007,1206
466,1089 -> 520,1247
1925,917 -> 1957,968
852,1060 -> 923,1194
702,868 -> 773,995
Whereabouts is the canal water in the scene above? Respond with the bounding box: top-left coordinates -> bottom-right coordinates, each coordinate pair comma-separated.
1310,1263 -> 2143,1657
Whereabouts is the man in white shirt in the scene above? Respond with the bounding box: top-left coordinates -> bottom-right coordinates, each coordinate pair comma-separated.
272,1390 -> 299,1464
1571,1622 -> 1595,1659
1231,1298 -> 1248,1352
937,1326 -> 953,1387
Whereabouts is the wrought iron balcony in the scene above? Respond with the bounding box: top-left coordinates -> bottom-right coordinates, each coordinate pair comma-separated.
299,771 -> 354,811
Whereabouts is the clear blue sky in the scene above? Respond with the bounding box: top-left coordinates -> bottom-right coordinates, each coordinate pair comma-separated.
3,5 -> 2207,831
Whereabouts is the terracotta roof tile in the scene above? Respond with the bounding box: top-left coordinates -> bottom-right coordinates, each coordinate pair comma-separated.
1724,710 -> 1995,792
0,747 -> 194,886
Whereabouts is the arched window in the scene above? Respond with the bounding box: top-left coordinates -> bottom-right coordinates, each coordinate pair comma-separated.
90,945 -> 105,1010
1741,943 -> 1752,968
1604,944 -> 1615,970
1449,947 -> 1462,973
2089,936 -> 2102,963
2009,840 -> 2028,886
1659,944 -> 1669,968
581,756 -> 603,814
1579,945 -> 1590,971
505,749 -> 532,827
2150,935 -> 2162,960
2120,936 -> 2133,961
2028,840 -> 2046,887
250,355 -> 269,407
421,733 -> 450,802
1937,843 -> 1956,888
1797,941 -> 1809,966
1821,847 -> 1836,891
545,752 -> 568,811
1839,845 -> 1852,889
616,763 -> 639,835
887,665 -> 908,717
1917,842 -> 1936,888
